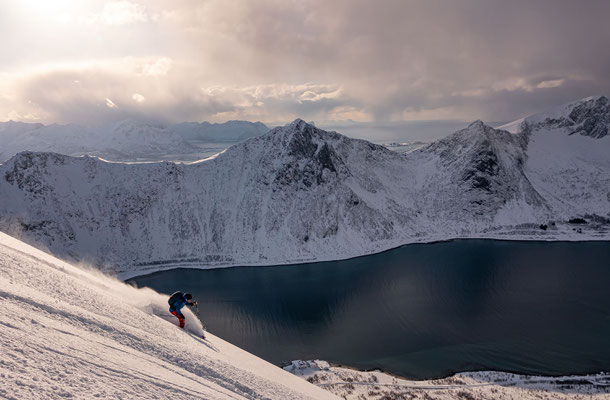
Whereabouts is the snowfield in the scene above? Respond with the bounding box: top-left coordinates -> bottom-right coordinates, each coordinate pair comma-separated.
286,360 -> 610,400
0,96 -> 608,277
0,231 -> 338,399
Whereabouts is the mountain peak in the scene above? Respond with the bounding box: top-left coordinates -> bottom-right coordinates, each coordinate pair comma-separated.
288,118 -> 309,131
462,120 -> 502,138
467,120 -> 486,130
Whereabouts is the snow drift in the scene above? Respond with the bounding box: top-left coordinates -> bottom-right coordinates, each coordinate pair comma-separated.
0,231 -> 337,399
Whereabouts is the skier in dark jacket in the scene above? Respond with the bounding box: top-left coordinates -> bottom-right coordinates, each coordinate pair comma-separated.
168,291 -> 197,328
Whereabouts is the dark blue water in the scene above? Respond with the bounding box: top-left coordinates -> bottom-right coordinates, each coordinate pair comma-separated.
129,240 -> 610,379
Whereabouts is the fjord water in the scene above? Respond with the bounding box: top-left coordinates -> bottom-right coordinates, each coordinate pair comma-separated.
130,240 -> 610,379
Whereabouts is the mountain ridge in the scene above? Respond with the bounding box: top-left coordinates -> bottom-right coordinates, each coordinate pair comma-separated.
0,98 -> 608,276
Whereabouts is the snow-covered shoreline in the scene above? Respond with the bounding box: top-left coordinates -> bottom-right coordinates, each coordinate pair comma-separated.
285,360 -> 610,399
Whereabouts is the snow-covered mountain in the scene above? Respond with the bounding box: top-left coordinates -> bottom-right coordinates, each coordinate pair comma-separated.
499,95 -> 610,138
172,120 -> 269,142
498,95 -> 610,217
0,231 -> 337,399
0,119 -> 201,162
0,98 -> 608,276
0,120 -> 44,141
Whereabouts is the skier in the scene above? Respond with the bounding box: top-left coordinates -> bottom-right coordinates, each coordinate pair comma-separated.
168,291 -> 197,329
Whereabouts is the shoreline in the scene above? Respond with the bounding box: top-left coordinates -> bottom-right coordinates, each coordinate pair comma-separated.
118,231 -> 610,280
284,360 -> 610,399
319,360 -> 610,383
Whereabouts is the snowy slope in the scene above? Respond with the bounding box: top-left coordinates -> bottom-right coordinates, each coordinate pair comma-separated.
499,96 -> 610,217
0,231 -> 338,399
0,98 -> 608,276
172,120 -> 269,142
0,120 -> 201,162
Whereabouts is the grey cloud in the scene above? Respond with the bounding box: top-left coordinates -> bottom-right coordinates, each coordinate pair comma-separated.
3,0 -> 610,135
149,0 -> 610,122
14,66 -> 355,125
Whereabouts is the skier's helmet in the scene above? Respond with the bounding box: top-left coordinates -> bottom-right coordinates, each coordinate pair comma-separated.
185,293 -> 193,300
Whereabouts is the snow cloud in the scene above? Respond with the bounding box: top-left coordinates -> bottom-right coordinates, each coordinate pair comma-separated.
2,0 -> 610,132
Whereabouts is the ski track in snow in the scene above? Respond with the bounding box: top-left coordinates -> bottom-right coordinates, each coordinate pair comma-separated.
0,232 -> 338,399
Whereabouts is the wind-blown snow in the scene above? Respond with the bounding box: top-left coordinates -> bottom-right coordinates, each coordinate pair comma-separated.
0,231 -> 337,399
0,98 -> 608,277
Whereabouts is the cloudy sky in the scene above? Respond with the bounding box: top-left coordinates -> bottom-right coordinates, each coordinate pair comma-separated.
1,0 -> 609,138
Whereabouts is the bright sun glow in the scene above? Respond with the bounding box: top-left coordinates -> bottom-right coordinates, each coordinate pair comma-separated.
19,0 -> 100,23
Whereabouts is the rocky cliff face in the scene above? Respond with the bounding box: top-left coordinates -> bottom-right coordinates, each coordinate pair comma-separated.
1,100 -> 609,275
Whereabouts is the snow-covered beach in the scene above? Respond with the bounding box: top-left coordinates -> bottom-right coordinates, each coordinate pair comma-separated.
286,360 -> 610,400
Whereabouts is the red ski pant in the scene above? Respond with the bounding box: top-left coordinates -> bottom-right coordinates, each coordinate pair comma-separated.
171,310 -> 185,328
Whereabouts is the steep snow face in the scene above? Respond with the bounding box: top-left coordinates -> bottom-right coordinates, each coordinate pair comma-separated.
173,120 -> 269,142
0,120 -> 200,163
0,106 -> 609,276
0,231 -> 337,399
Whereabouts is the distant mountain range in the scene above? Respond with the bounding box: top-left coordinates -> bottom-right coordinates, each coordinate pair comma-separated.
172,120 -> 269,142
0,120 -> 269,163
0,97 -> 608,276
